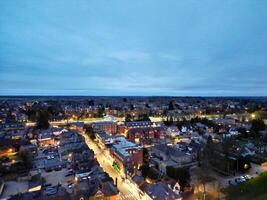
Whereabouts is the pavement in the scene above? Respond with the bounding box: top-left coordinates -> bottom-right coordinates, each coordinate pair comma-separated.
82,134 -> 141,200
1,181 -> 28,199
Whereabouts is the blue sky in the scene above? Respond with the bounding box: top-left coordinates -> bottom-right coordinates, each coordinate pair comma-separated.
0,0 -> 267,96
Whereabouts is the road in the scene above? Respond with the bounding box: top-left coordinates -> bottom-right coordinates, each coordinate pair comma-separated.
82,134 -> 140,200
25,116 -> 124,127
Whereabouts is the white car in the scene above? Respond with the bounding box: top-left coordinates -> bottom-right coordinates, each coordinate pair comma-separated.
243,175 -> 252,180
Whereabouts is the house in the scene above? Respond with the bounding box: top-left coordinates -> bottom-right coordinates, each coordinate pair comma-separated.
70,122 -> 85,133
127,127 -> 166,145
152,144 -> 197,173
95,131 -> 113,148
38,133 -> 55,147
71,150 -> 96,173
166,126 -> 181,138
10,186 -> 70,200
92,121 -> 117,135
72,174 -> 119,200
109,136 -> 143,175
20,144 -> 37,155
0,122 -> 24,131
145,182 -> 181,200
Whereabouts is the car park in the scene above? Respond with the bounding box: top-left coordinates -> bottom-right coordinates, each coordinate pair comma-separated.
44,187 -> 57,196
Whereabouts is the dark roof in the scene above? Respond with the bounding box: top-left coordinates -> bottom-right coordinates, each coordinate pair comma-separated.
128,127 -> 165,134
125,121 -> 152,127
74,176 -> 119,198
132,175 -> 145,186
154,144 -> 186,157
146,182 -> 180,200
10,191 -> 42,200
28,174 -> 42,189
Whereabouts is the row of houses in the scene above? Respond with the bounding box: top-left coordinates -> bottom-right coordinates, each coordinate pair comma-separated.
92,121 -> 167,146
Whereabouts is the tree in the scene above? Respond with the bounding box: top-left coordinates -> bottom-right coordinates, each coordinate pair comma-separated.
250,119 -> 266,136
125,114 -> 132,122
222,137 -> 236,155
166,167 -> 190,187
137,114 -> 150,121
130,104 -> 134,111
36,110 -> 50,129
86,99 -> 94,106
237,127 -> 248,138
164,116 -> 174,126
140,164 -> 150,178
143,148 -> 149,163
168,101 -> 174,110
193,167 -> 215,200
140,164 -> 158,180
86,126 -> 95,140
96,106 -> 105,118
18,151 -> 32,170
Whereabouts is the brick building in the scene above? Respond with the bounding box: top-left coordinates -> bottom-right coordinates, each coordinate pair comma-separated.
109,136 -> 143,175
92,121 -> 117,135
127,127 -> 166,145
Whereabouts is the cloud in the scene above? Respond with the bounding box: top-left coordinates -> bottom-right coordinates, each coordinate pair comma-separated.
0,0 -> 267,96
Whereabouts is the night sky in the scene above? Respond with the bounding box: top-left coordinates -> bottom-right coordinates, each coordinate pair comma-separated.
0,1 -> 267,96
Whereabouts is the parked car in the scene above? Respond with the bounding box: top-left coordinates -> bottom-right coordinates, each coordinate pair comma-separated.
54,165 -> 62,171
67,183 -> 74,189
45,187 -> 57,196
235,177 -> 246,184
65,172 -> 73,177
45,167 -> 52,172
243,174 -> 252,180
43,183 -> 52,187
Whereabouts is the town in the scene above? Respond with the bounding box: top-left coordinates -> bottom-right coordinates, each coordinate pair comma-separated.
0,96 -> 266,200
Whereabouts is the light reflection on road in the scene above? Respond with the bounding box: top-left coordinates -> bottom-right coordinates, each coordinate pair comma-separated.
83,134 -> 140,200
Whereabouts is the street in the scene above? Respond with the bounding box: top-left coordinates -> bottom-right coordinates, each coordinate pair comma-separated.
82,134 -> 140,200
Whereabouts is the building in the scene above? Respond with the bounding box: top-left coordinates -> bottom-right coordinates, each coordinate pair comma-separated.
20,144 -> 37,155
92,121 -> 117,135
125,121 -> 153,128
118,121 -> 152,136
151,143 -> 197,174
70,122 -> 85,133
95,131 -> 113,148
127,127 -> 166,145
72,173 -> 119,200
37,133 -> 55,147
145,182 -> 181,200
109,136 -> 143,175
